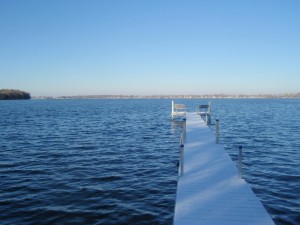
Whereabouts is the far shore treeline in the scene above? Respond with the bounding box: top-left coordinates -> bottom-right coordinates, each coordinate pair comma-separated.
0,89 -> 31,100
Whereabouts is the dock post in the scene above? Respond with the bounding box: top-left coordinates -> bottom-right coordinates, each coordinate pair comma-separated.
180,143 -> 184,176
183,118 -> 186,143
238,146 -> 243,179
180,133 -> 183,146
216,119 -> 219,144
171,100 -> 174,119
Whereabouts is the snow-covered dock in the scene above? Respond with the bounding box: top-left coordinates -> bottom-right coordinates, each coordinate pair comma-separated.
173,112 -> 275,225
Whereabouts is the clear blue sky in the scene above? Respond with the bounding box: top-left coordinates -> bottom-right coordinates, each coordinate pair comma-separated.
1,0 -> 299,96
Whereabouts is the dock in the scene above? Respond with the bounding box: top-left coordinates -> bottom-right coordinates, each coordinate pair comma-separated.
173,112 -> 275,225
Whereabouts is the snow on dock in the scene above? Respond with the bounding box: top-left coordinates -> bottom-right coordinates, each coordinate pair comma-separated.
173,112 -> 275,225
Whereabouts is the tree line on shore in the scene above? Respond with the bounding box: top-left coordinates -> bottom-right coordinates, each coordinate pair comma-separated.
0,89 -> 31,100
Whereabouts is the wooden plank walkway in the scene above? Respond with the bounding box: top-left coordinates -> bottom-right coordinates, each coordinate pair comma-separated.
173,112 -> 275,225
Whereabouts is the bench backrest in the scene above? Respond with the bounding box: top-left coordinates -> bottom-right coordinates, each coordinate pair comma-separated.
175,104 -> 185,109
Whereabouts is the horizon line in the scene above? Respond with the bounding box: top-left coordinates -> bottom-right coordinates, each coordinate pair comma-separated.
33,92 -> 300,99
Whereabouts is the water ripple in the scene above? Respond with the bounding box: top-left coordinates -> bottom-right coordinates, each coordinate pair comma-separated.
0,99 -> 180,225
1,99 -> 299,225
211,99 -> 300,225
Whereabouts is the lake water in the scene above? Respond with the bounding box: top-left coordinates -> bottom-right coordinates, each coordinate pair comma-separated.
0,99 -> 299,225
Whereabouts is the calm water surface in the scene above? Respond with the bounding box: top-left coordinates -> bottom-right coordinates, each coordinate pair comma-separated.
1,99 -> 299,225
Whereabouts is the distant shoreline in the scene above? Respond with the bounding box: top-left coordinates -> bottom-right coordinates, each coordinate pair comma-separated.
0,89 -> 31,100
33,93 -> 300,99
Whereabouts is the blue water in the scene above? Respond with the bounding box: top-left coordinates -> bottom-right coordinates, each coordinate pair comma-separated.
0,99 -> 299,225
213,99 -> 300,225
